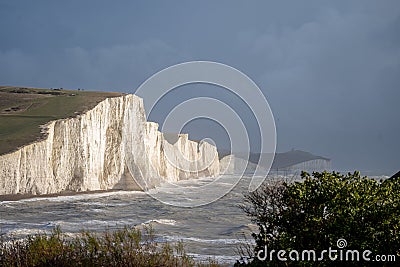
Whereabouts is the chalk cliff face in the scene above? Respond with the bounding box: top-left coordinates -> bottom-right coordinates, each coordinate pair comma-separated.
219,155 -> 261,175
0,94 -> 219,195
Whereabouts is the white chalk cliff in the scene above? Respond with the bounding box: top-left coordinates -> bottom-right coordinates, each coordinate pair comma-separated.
219,155 -> 259,175
0,94 -> 219,195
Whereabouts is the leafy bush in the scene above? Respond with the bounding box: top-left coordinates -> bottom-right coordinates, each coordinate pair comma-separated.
238,171 -> 400,266
0,225 -> 220,267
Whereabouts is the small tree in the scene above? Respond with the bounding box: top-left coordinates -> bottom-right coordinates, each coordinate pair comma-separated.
238,171 -> 400,266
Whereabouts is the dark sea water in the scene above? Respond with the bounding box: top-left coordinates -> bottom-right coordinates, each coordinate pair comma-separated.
0,175 -> 271,266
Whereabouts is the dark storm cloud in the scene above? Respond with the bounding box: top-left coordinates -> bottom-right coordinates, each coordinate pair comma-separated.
0,1 -> 399,173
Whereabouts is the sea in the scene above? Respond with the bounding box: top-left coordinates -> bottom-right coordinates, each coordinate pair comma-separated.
0,175 -> 275,266
0,172 -> 389,266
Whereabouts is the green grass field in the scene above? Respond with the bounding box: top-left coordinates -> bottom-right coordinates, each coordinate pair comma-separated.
0,86 -> 123,156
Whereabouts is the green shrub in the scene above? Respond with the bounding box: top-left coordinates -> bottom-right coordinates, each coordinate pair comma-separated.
238,171 -> 400,266
0,225 -> 220,267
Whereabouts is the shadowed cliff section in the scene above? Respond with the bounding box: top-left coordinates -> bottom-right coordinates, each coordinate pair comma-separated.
0,86 -> 123,156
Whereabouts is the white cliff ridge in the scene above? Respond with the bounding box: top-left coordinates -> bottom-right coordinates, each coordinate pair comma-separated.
0,94 -> 219,195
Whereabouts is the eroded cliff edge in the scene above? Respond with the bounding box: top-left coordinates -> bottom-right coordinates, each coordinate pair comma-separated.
0,94 -> 219,195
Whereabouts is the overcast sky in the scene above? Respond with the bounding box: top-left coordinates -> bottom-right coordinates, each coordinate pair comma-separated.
0,1 -> 399,174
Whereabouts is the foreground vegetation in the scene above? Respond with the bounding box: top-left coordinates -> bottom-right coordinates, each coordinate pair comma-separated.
0,226 -> 220,267
0,86 -> 122,156
238,171 -> 400,266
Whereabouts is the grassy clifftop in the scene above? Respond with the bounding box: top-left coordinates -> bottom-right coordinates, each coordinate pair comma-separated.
0,86 -> 123,156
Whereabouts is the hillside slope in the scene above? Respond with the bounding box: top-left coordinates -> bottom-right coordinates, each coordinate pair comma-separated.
0,86 -> 123,156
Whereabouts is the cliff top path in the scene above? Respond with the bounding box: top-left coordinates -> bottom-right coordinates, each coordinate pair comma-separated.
0,86 -> 123,156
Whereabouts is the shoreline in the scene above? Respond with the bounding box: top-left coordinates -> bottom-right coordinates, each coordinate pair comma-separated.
0,189 -> 127,201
